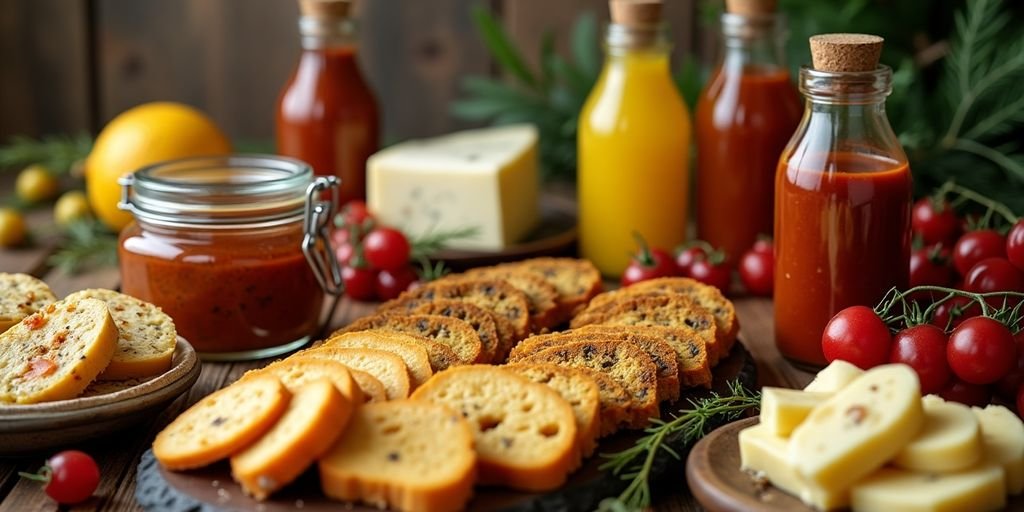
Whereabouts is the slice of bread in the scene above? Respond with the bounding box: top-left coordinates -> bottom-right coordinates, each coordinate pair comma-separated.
575,368 -> 634,436
503,363 -> 601,458
411,300 -> 500,363
0,273 -> 56,334
349,369 -> 388,403
460,270 -> 561,331
486,258 -> 603,320
321,331 -> 433,388
319,400 -> 476,512
153,374 -> 289,470
509,329 -> 680,403
336,314 -> 483,365
64,288 -> 177,380
0,298 -> 117,404
518,341 -> 660,429
410,365 -> 579,491
231,379 -> 353,500
244,358 -> 363,404
570,324 -> 711,388
295,347 -> 411,400
379,279 -> 531,342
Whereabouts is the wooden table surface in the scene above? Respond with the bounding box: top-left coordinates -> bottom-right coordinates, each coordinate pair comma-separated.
0,206 -> 815,512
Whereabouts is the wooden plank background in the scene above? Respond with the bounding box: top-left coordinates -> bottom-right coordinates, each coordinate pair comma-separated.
0,0 -> 701,145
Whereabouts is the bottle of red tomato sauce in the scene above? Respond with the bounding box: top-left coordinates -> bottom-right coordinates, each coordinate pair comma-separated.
774,34 -> 912,368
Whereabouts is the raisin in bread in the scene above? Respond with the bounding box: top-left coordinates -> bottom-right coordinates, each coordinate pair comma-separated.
0,298 -> 117,404
0,273 -> 56,334
336,314 -> 483,365
570,324 -> 711,388
319,400 -> 476,512
411,300 -> 500,363
379,279 -> 531,342
64,288 -> 177,380
459,269 -> 561,331
321,331 -> 433,388
486,258 -> 603,320
295,347 -> 411,400
503,363 -> 602,458
410,365 -> 578,491
243,358 -> 363,404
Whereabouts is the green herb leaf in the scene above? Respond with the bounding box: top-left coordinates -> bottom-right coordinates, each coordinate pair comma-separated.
0,133 -> 92,176
471,5 -> 538,91
409,226 -> 480,260
570,11 -> 601,80
47,220 -> 119,275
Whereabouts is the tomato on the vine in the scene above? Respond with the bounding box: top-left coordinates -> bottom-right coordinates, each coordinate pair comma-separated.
339,200 -> 374,228
930,295 -> 979,330
821,306 -> 892,370
1008,219 -> 1024,272
363,227 -> 411,271
375,266 -> 418,300
19,450 -> 100,504
947,316 -> 1017,384
912,198 -> 960,245
342,264 -> 378,301
938,377 -> 992,407
953,230 -> 1006,276
622,236 -> 678,287
909,245 -> 953,288
888,324 -> 950,394
334,242 -> 355,266
963,257 -> 1024,294
675,245 -> 707,276
739,242 -> 774,296
689,258 -> 732,291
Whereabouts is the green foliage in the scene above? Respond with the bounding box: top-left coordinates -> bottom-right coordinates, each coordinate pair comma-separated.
0,133 -> 92,176
47,220 -> 119,275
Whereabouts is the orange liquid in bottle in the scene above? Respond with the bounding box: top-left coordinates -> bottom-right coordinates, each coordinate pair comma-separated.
696,68 -> 801,259
774,152 -> 912,366
277,46 -> 379,204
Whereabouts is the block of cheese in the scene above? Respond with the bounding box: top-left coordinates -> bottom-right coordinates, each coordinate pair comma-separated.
789,364 -> 924,491
804,360 -> 864,393
973,404 -> 1024,494
759,387 -> 830,438
893,395 -> 982,473
367,124 -> 539,251
850,465 -> 1006,512
739,424 -> 849,510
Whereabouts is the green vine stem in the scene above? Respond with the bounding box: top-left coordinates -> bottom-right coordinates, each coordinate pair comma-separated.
874,285 -> 1024,330
936,181 -> 1019,227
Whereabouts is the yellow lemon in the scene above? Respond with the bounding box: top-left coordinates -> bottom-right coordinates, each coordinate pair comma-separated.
85,102 -> 232,231
54,190 -> 93,228
0,208 -> 26,247
16,164 -> 60,203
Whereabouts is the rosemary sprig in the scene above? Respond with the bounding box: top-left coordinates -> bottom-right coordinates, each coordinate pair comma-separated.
46,220 -> 119,275
600,381 -> 761,509
409,226 -> 480,260
0,134 -> 92,176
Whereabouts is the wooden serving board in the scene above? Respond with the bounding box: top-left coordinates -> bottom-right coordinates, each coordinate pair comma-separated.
135,343 -> 757,512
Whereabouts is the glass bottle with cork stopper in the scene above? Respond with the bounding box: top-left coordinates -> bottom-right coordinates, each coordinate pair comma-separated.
774,34 -> 912,367
695,0 -> 801,261
276,0 -> 379,204
578,0 -> 691,277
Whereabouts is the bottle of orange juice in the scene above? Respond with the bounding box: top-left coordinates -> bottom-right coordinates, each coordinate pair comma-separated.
578,0 -> 691,277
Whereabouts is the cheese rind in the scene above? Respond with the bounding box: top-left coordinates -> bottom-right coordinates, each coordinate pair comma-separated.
789,364 -> 924,490
893,395 -> 982,473
850,465 -> 1006,512
367,124 -> 539,251
739,424 -> 849,510
759,387 -> 830,438
973,404 -> 1024,495
803,360 -> 864,393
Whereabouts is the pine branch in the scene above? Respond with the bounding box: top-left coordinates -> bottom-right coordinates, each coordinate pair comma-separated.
46,220 -> 119,274
0,134 -> 92,176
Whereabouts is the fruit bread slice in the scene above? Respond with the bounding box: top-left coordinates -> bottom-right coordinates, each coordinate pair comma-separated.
153,374 -> 289,470
348,369 -> 388,403
411,300 -> 500,363
295,347 -> 411,400
570,294 -> 722,365
243,358 -> 363,404
321,331 -> 433,388
517,341 -> 660,429
378,279 -> 531,342
484,258 -> 603,320
572,324 -> 711,388
0,298 -> 117,404
0,273 -> 56,334
231,379 -> 354,500
503,363 -> 602,458
319,400 -> 477,512
335,314 -> 483,365
459,269 -> 561,331
576,367 -> 634,436
509,329 -> 680,403
64,288 -> 177,380
410,365 -> 579,491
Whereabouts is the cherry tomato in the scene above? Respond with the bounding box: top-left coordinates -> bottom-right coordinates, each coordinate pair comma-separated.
750,238 -> 773,255
821,306 -> 892,370
375,266 -> 418,300
342,265 -> 378,301
363,227 -> 411,270
930,295 -> 980,330
889,324 -> 950,394
689,258 -> 732,291
953,230 -> 1006,276
334,242 -> 355,266
739,245 -> 774,296
947,317 -> 1017,384
1008,220 -> 1024,271
340,200 -> 374,228
330,227 -> 351,247
912,198 -> 960,245
938,377 -> 992,407
32,450 -> 100,504
909,245 -> 953,288
675,246 -> 707,276
622,240 -> 678,287
963,257 -> 1024,296
1017,384 -> 1024,417
995,334 -> 1024,399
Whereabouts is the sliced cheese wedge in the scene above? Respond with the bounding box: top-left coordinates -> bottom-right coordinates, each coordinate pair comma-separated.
804,360 -> 864,393
850,465 -> 1006,512
893,395 -> 982,473
973,404 -> 1024,495
760,387 -> 830,438
790,364 -> 924,491
739,424 -> 848,510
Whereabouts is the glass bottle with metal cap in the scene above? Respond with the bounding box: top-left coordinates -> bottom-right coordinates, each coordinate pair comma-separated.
117,155 -> 343,361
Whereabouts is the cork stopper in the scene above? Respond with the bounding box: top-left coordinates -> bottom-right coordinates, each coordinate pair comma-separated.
609,0 -> 663,27
809,33 -> 884,72
299,0 -> 350,19
725,0 -> 777,16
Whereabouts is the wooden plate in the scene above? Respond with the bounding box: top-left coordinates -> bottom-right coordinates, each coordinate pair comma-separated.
135,342 -> 757,512
0,337 -> 201,455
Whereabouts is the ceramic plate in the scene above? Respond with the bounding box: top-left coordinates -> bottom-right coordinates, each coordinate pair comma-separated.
0,337 -> 200,455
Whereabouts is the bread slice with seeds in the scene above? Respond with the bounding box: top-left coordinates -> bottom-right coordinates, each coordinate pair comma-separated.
410,365 -> 578,491
348,369 -> 388,403
378,279 -> 531,342
319,400 -> 477,512
570,324 -> 711,388
0,273 -> 56,334
153,374 -> 289,470
321,331 -> 433,388
410,300 -> 500,363
242,358 -> 363,404
295,347 -> 411,400
517,341 -> 660,429
335,314 -> 482,365
0,298 -> 117,404
484,258 -> 603,321
64,288 -> 177,380
231,379 -> 353,500
459,269 -> 561,331
503,363 -> 601,458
